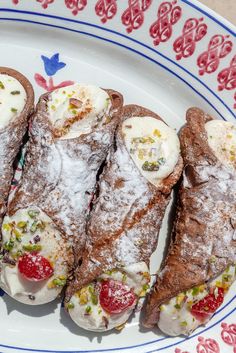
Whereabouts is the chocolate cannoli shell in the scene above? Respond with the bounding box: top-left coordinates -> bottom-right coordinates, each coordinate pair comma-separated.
8,88 -> 123,257
143,107 -> 236,328
66,104 -> 183,301
0,67 -> 34,226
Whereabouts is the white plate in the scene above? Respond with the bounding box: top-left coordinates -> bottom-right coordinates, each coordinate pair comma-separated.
0,1 -> 235,352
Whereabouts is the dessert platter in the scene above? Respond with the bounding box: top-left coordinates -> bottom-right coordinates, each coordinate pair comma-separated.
0,1 -> 235,352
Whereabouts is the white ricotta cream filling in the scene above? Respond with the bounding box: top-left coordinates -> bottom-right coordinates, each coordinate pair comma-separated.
68,262 -> 150,331
0,208 -> 70,305
158,265 -> 236,336
205,120 -> 236,169
47,84 -> 111,139
122,117 -> 180,186
0,73 -> 27,129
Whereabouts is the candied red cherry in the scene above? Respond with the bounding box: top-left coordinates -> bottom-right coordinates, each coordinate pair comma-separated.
18,252 -> 54,281
191,287 -> 224,321
99,279 -> 136,314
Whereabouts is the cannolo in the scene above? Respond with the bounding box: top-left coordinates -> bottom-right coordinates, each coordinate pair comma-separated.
143,107 -> 236,336
0,67 -> 34,226
65,104 -> 183,331
0,84 -> 123,305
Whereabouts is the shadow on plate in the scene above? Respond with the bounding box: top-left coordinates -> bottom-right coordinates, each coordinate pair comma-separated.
1,292 -> 59,317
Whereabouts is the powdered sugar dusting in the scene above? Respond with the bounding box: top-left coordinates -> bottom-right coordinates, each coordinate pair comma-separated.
8,89 -> 122,257
0,69 -> 34,227
144,108 -> 236,329
67,105 -> 182,298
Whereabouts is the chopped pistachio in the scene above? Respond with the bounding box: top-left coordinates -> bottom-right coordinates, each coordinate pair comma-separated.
88,286 -> 98,305
174,304 -> 181,310
11,108 -> 17,113
153,129 -> 161,137
66,302 -> 75,309
28,209 -> 40,218
143,272 -> 151,281
52,276 -> 67,287
225,266 -> 230,273
142,284 -> 150,291
222,274 -> 232,282
16,250 -> 23,257
187,300 -> 193,309
176,293 -> 185,305
78,288 -> 88,305
132,136 -> 155,144
160,305 -> 165,311
91,293 -> 98,305
30,221 -> 38,233
142,161 -> 159,171
2,223 -> 12,232
11,250 -> 23,260
215,280 -> 222,288
104,270 -> 113,276
4,238 -> 15,251
10,90 -> 20,95
37,221 -> 46,231
192,287 -> 200,296
98,308 -> 102,314
209,255 -> 216,264
122,274 -> 127,283
23,244 -> 42,252
180,320 -> 188,327
17,221 -> 27,229
198,284 -> 206,293
85,305 -> 92,314
13,228 -> 22,242
0,81 -> 5,89
138,149 -> 144,160
157,157 -> 166,165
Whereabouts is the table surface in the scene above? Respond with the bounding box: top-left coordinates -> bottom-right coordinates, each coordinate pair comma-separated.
198,0 -> 236,25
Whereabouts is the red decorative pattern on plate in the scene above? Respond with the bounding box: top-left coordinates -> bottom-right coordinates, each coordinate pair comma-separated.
234,91 -> 236,109
221,323 -> 236,353
196,336 -> 220,353
173,17 -> 207,60
175,336 -> 221,353
34,74 -> 74,92
217,54 -> 236,91
36,0 -> 54,9
121,0 -> 153,33
95,0 -> 117,23
197,35 -> 233,75
64,0 -> 87,15
149,1 -> 182,46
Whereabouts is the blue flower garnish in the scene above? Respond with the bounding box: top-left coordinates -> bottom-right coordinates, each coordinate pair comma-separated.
41,53 -> 66,76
